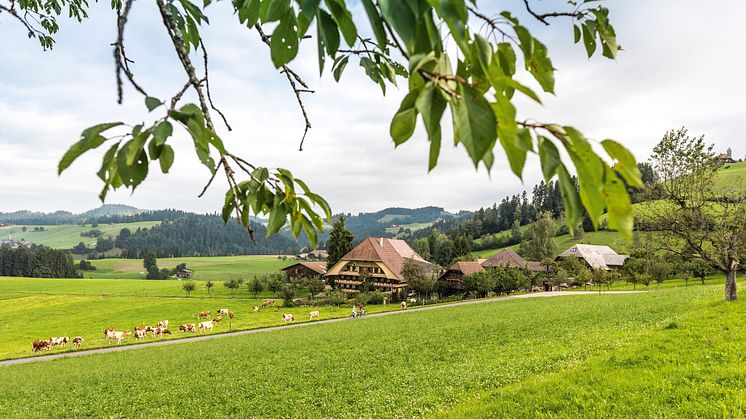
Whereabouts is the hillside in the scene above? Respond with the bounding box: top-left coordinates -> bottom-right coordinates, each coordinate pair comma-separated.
713,161 -> 746,194
474,230 -> 634,259
0,221 -> 160,249
78,204 -> 145,219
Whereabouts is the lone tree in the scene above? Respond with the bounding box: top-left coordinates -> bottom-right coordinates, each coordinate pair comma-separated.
327,216 -> 353,269
2,1 -> 639,248
182,280 -> 196,297
644,128 -> 745,301
205,279 -> 214,296
223,278 -> 243,298
248,275 -> 264,297
143,250 -> 166,280
520,212 -> 558,261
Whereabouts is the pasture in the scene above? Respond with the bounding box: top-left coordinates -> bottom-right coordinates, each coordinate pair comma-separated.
474,230 -> 632,259
0,284 -> 743,416
82,255 -> 295,280
0,276 -> 396,361
0,221 -> 160,249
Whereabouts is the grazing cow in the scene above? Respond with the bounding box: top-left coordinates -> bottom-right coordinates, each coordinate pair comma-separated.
104,327 -> 114,336
212,316 -> 222,324
253,306 -> 260,313
50,336 -> 69,348
309,311 -> 320,321
153,326 -> 172,337
276,305 -> 283,312
227,311 -> 234,319
198,311 -> 211,319
408,298 -> 417,304
72,336 -> 83,349
282,314 -> 295,323
134,329 -> 147,340
106,330 -> 129,344
156,320 -> 169,329
217,308 -> 229,315
32,339 -> 51,353
400,301 -> 407,309
179,323 -> 197,333
198,321 -> 213,332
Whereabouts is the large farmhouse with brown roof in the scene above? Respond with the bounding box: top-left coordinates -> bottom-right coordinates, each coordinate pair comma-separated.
282,261 -> 327,281
324,237 -> 432,293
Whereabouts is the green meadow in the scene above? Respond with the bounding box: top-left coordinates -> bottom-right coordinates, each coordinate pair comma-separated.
0,221 -> 160,248
0,276 -> 400,361
0,284 -> 743,417
82,255 -> 296,280
474,230 -> 631,259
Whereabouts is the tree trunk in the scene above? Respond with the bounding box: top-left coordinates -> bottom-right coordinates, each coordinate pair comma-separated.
725,269 -> 737,301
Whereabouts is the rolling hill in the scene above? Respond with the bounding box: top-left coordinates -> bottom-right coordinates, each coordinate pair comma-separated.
0,221 -> 161,249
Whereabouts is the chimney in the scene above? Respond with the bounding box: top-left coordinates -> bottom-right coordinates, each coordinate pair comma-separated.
379,237 -> 384,247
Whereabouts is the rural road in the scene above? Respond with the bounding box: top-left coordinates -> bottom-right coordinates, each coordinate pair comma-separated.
0,290 -> 644,367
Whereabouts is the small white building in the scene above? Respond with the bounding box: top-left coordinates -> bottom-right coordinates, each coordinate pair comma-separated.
557,244 -> 628,270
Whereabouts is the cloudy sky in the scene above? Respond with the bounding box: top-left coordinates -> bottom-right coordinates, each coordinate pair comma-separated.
1,1 -> 744,215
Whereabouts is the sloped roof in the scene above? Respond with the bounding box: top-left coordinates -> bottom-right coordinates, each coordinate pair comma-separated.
332,237 -> 430,280
282,261 -> 327,275
557,244 -> 628,270
482,248 -> 528,269
446,261 -> 486,276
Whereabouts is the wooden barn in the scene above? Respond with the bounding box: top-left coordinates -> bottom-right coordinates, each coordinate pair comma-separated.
282,261 -> 327,281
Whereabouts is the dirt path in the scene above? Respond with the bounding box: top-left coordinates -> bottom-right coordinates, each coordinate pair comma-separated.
0,290 -> 644,367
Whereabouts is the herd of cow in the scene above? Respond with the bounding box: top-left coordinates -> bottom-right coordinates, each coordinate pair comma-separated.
31,300 -> 321,353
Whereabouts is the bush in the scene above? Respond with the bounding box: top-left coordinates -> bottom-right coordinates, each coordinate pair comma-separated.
324,290 -> 348,306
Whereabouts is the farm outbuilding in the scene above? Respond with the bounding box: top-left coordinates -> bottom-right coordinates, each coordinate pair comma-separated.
556,244 -> 628,270
282,261 -> 327,281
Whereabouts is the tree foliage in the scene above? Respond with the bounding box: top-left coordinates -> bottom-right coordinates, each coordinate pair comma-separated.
519,211 -> 558,261
0,245 -> 79,278
1,0 -> 640,246
326,215 -> 353,268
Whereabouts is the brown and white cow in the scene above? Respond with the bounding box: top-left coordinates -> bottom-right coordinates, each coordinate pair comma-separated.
179,323 -> 197,333
106,330 -> 129,344
134,329 -> 147,340
50,336 -> 69,348
72,336 -> 83,349
198,321 -> 213,332
212,316 -> 222,324
309,311 -> 320,321
253,306 -> 260,313
400,301 -> 407,309
32,339 -> 51,353
156,320 -> 169,329
282,314 -> 295,323
217,308 -> 229,316
198,311 -> 211,319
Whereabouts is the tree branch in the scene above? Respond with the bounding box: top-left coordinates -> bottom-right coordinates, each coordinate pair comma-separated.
522,0 -> 580,25
113,0 -> 148,104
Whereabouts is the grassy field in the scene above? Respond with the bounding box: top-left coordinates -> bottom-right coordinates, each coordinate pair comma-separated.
82,255 -> 295,280
713,161 -> 746,194
474,230 -> 631,259
0,283 -> 742,416
0,221 -> 160,248
0,276 -> 400,361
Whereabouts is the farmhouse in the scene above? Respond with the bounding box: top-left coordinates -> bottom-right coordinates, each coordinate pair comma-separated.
282,261 -> 327,281
716,148 -> 736,164
556,244 -> 628,270
297,249 -> 328,260
173,268 -> 193,279
439,260 -> 485,290
324,237 -> 432,292
439,249 -> 547,290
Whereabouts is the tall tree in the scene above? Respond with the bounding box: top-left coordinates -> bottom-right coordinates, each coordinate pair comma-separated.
3,1 -> 638,244
327,216 -> 353,268
143,250 -> 164,280
519,212 -> 558,261
645,127 -> 745,300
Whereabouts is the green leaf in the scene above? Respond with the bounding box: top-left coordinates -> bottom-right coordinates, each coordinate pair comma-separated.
266,195 -> 288,236
390,89 -> 420,146
493,94 -> 527,178
560,126 -> 605,228
126,129 -> 150,166
332,55 -> 349,81
537,136 -> 561,182
557,163 -> 583,232
378,0 -> 416,52
116,140 -> 149,189
574,24 -> 581,43
159,145 -> 175,173
526,39 -> 555,94
270,10 -> 299,67
496,43 -> 516,77
454,84 -> 497,168
324,0 -> 357,47
602,165 -> 633,239
582,22 -> 597,57
361,0 -> 387,50
59,122 -> 123,174
316,9 -> 339,57
263,0 -> 289,22
152,121 -> 173,146
602,139 -> 642,188
415,83 -> 447,171
145,96 -> 162,112
237,0 -> 262,26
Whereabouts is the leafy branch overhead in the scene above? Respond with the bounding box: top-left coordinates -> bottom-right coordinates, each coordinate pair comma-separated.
2,0 -> 641,244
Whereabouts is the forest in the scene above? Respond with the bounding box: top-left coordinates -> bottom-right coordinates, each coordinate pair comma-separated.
0,246 -> 79,278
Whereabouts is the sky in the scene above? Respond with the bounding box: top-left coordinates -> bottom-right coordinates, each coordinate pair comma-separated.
1,1 -> 744,215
